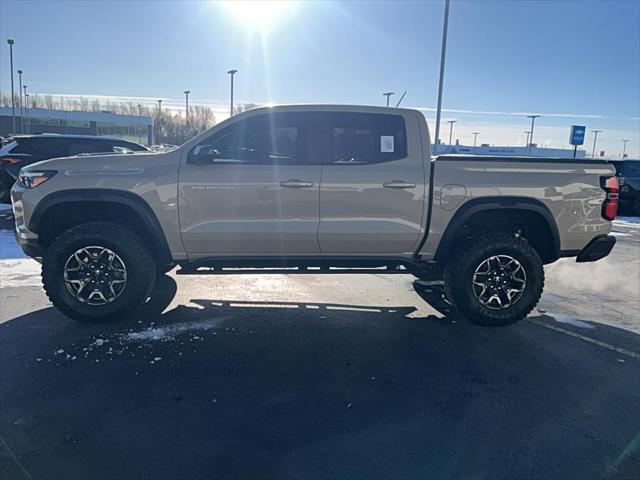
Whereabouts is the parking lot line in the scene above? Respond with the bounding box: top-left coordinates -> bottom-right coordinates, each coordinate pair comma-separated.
529,318 -> 640,360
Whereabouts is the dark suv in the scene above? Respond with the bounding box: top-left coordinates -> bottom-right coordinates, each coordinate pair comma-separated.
610,159 -> 640,215
0,134 -> 148,203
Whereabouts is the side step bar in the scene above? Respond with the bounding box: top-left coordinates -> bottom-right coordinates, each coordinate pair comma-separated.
177,257 -> 443,280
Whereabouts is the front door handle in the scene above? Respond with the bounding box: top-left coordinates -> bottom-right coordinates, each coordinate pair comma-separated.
280,179 -> 314,188
383,180 -> 416,189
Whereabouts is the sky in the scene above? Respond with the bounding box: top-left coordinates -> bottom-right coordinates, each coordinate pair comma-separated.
0,0 -> 639,157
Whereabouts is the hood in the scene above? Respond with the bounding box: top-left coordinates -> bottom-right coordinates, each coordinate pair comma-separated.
22,151 -> 162,174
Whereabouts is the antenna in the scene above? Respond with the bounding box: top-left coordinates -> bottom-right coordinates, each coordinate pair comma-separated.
395,91 -> 407,107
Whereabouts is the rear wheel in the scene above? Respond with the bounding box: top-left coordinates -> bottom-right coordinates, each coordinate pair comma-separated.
444,233 -> 544,326
42,221 -> 156,323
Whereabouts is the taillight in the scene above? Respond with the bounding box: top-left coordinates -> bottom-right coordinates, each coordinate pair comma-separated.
601,176 -> 619,221
0,157 -> 22,166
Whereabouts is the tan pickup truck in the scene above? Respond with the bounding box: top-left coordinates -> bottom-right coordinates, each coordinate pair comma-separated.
10,105 -> 618,326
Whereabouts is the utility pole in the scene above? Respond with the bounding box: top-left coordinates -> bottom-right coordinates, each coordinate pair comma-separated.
526,115 -> 540,155
433,0 -> 450,156
524,130 -> 531,149
446,120 -> 457,145
622,139 -> 630,159
472,132 -> 479,148
7,39 -> 16,135
227,69 -> 237,117
17,69 -> 23,133
591,130 -> 602,158
382,92 -> 394,107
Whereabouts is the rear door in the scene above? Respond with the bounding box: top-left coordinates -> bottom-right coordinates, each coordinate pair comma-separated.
178,111 -> 322,255
318,111 -> 427,255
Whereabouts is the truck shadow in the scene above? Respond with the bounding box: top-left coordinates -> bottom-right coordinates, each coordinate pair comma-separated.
0,275 -> 639,480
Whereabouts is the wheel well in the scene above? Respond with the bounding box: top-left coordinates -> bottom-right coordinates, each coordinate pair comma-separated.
438,208 -> 558,264
33,201 -> 169,264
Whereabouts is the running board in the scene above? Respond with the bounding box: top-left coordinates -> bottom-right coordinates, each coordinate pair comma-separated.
177,257 -> 442,279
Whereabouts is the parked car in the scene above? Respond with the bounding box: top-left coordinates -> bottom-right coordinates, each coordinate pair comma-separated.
609,159 -> 640,215
11,105 -> 617,326
0,134 -> 148,203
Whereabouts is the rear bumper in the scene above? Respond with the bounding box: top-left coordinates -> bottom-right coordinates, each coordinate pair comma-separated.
576,234 -> 616,263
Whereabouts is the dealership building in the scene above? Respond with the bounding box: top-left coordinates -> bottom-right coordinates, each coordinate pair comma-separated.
0,107 -> 153,145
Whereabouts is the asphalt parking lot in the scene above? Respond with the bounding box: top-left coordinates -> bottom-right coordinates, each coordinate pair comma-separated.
1,205 -> 639,480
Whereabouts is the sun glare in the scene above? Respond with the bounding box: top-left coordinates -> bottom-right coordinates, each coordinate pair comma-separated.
221,1 -> 297,31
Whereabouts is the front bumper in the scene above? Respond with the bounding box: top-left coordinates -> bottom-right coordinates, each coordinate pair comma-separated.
576,234 -> 616,263
11,182 -> 43,259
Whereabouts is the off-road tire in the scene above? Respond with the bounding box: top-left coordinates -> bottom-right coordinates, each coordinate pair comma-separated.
444,233 -> 544,326
42,221 -> 156,323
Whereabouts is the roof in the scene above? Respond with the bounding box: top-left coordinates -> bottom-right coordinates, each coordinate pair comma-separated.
10,133 -> 142,142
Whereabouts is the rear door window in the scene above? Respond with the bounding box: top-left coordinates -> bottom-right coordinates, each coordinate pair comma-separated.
327,113 -> 407,164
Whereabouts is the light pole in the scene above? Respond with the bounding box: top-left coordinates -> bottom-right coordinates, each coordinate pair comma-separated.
7,39 -> 16,134
24,92 -> 29,134
137,103 -> 142,144
526,114 -> 540,155
17,69 -> 23,133
472,132 -> 479,148
622,139 -> 630,159
591,130 -> 602,158
156,99 -> 163,144
433,0 -> 451,156
227,69 -> 237,117
184,90 -> 190,140
382,92 -> 394,107
446,120 -> 457,145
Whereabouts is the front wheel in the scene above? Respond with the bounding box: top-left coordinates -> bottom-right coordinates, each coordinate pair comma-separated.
42,221 -> 156,323
444,233 -> 544,326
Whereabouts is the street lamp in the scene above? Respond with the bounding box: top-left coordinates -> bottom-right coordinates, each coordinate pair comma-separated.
137,103 -> 142,144
24,91 -> 29,134
184,90 -> 190,138
446,120 -> 457,145
382,92 -> 394,107
526,115 -> 540,155
472,132 -> 479,148
622,139 -> 630,159
7,39 -> 16,134
591,130 -> 602,158
227,69 -> 237,117
17,69 -> 23,133
433,0 -> 451,156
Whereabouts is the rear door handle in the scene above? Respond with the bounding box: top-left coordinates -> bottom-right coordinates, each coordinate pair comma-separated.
383,180 -> 416,189
280,179 -> 314,188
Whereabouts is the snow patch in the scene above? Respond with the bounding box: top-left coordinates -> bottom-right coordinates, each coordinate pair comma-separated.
0,259 -> 42,288
122,317 -> 227,343
611,231 -> 631,237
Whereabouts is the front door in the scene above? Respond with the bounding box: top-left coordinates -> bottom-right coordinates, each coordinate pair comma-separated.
178,111 -> 322,255
318,111 -> 427,255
